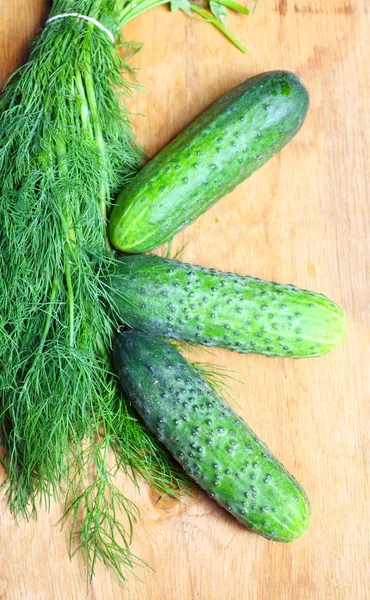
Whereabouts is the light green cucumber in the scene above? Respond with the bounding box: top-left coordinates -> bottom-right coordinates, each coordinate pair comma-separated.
108,70 -> 309,253
114,331 -> 311,542
107,254 -> 346,358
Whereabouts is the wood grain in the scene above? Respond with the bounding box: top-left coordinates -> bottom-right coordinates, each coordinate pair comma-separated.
0,1 -> 369,598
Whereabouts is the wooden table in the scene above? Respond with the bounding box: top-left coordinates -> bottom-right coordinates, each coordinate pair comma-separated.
1,1 -> 369,598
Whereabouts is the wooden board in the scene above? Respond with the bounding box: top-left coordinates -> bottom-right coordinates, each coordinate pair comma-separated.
0,1 -> 369,598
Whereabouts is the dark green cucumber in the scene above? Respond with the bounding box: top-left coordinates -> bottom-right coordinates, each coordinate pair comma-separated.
114,331 -> 310,541
108,71 -> 309,253
107,254 -> 346,358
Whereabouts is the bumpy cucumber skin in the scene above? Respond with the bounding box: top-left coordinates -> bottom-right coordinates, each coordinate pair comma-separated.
114,331 -> 311,542
107,254 -> 346,358
109,71 -> 309,253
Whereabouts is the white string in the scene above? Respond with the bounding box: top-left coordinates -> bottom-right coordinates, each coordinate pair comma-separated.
46,13 -> 115,43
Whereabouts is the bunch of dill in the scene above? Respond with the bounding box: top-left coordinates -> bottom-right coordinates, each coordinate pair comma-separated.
0,0 -> 251,584
0,0 -> 191,583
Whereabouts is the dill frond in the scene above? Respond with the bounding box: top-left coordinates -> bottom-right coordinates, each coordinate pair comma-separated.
191,360 -> 242,404
166,339 -> 240,403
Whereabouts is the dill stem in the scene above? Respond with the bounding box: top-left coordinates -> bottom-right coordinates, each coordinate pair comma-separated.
55,137 -> 76,347
82,44 -> 111,253
74,67 -> 93,135
36,277 -> 58,357
74,67 -> 113,367
65,261 -> 75,347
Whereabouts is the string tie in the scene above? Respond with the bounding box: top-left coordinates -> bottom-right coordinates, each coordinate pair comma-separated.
46,13 -> 115,43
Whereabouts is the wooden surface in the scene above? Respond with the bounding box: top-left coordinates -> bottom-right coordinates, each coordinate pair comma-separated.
0,1 -> 369,598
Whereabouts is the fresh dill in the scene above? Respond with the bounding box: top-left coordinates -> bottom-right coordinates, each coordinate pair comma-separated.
0,0 -> 251,584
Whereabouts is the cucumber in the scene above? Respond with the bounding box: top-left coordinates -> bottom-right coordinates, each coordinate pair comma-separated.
107,254 -> 346,358
114,331 -> 311,542
108,71 -> 309,253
